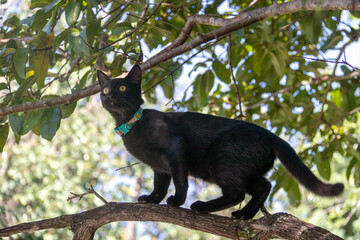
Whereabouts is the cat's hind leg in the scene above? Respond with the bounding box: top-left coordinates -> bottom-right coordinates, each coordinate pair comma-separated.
190,185 -> 245,213
231,177 -> 271,220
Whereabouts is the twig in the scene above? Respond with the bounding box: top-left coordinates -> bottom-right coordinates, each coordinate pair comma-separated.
102,0 -> 134,29
90,185 -> 108,204
67,185 -> 108,204
228,34 -> 245,119
140,0 -> 149,19
240,0 -> 260,13
143,38 -> 222,94
0,37 -> 34,44
98,0 -> 165,52
116,162 -> 141,171
296,55 -> 360,73
67,190 -> 92,201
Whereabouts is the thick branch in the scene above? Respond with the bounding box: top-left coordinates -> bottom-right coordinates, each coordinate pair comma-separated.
0,203 -> 343,240
0,83 -> 100,117
1,0 -> 359,117
141,0 -> 360,70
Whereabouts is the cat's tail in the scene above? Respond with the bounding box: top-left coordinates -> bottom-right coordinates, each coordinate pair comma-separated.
271,137 -> 344,196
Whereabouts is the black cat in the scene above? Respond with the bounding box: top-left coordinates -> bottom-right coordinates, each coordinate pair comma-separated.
97,64 -> 343,220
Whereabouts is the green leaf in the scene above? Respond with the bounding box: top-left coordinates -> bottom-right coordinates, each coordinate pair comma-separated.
0,82 -> 8,90
68,28 -> 90,57
330,89 -> 342,108
268,51 -> 283,77
354,162 -> 360,187
299,13 -> 322,44
212,59 -> 231,84
193,70 -> 215,106
65,0 -> 82,27
61,102 -> 77,119
0,125 -> 9,152
13,47 -> 29,81
19,110 -> 44,135
315,154 -> 331,181
346,158 -> 357,180
30,0 -> 53,9
110,55 -> 126,77
340,65 -> 352,75
350,10 -> 360,18
321,33 -> 343,52
287,180 -> 301,207
12,76 -> 37,105
9,113 -> 24,135
40,107 -> 62,141
34,32 -> 54,87
308,61 -> 327,69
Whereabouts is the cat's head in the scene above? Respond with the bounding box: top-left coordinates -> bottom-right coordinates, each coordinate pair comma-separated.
97,64 -> 144,116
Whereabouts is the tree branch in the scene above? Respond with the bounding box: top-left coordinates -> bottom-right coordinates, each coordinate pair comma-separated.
141,0 -> 360,70
0,203 -> 343,240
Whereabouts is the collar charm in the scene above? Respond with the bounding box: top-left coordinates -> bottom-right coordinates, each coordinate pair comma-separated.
114,108 -> 143,136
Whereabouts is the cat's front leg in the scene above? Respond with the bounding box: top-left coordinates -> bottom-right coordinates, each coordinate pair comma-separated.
138,171 -> 171,204
164,140 -> 188,207
166,155 -> 188,207
166,165 -> 188,207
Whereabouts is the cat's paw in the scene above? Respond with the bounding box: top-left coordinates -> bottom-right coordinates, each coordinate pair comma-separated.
138,194 -> 159,204
190,201 -> 208,212
231,209 -> 256,220
166,195 -> 184,207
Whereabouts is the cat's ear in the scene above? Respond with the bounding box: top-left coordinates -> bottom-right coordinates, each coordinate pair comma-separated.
97,70 -> 110,88
127,64 -> 142,85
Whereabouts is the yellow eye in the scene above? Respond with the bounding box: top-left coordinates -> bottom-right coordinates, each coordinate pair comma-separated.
103,88 -> 109,94
119,86 -> 126,92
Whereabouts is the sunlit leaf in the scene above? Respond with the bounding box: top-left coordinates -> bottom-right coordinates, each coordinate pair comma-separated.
13,47 -> 28,81
0,125 -> 9,152
65,0 -> 81,27
193,70 -> 215,106
33,32 -> 54,87
61,102 -> 77,119
40,107 -> 62,141
213,59 -> 231,84
9,113 -> 24,135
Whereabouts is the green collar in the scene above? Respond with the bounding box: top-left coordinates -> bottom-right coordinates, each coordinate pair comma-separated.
114,108 -> 143,136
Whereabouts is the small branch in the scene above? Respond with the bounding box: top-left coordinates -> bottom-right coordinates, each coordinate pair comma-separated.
297,56 -> 360,73
0,203 -> 343,240
142,0 -> 360,71
0,37 -> 34,44
98,0 -> 165,52
142,38 -> 222,94
228,34 -> 245,119
102,0 -> 134,29
115,162 -> 141,171
0,82 -> 100,118
240,0 -> 261,13
67,185 -> 108,204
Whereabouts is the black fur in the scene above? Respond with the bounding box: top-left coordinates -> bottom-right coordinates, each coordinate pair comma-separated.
97,64 -> 344,220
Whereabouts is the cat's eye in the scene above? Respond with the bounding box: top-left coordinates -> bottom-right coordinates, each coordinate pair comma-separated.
103,88 -> 110,94
119,86 -> 127,92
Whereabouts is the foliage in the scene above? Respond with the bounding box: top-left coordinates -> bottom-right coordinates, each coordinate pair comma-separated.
1,0 -> 360,239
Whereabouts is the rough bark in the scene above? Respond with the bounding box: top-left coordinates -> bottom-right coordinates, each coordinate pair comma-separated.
0,0 -> 359,117
0,202 -> 343,240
